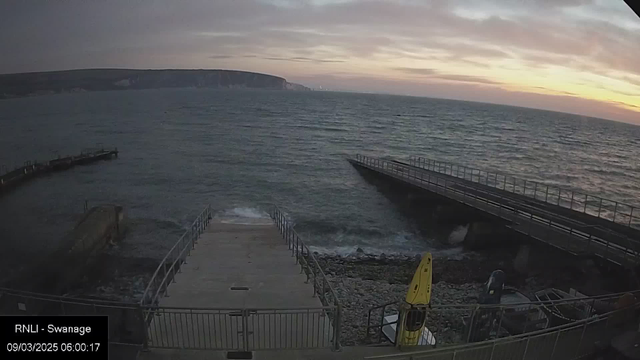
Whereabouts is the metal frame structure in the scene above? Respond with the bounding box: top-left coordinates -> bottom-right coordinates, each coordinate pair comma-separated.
364,300 -> 640,360
352,154 -> 640,268
365,290 -> 640,348
270,204 -> 342,350
140,204 -> 212,307
408,156 -> 640,230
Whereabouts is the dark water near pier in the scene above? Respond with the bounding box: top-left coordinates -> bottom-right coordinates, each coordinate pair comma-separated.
1,88 -> 639,296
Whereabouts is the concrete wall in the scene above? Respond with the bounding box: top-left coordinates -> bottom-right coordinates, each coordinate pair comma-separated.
3,205 -> 124,295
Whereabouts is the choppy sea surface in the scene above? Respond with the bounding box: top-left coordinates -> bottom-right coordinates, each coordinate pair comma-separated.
1,88 -> 639,289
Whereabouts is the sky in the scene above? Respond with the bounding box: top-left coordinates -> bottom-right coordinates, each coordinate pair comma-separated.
1,0 -> 639,124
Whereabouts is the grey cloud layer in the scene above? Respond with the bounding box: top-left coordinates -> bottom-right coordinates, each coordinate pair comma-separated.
1,0 -> 638,76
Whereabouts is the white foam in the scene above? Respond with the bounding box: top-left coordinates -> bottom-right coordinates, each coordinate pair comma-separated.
228,207 -> 269,219
215,207 -> 273,225
448,224 -> 469,245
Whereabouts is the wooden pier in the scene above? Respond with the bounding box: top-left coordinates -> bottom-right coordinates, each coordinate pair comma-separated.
0,147 -> 118,194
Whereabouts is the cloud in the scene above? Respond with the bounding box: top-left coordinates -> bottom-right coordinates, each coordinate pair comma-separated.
263,56 -> 345,63
0,0 -> 639,122
209,54 -> 344,63
394,67 -> 502,85
393,67 -> 437,75
432,74 -> 502,85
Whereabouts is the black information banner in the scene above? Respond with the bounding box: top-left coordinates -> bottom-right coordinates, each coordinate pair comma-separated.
0,315 -> 108,359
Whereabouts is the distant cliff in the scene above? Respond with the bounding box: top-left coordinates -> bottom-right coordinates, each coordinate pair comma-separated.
0,69 -> 310,99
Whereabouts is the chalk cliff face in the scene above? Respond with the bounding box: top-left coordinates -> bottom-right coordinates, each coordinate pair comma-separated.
285,82 -> 311,91
0,69 -> 310,99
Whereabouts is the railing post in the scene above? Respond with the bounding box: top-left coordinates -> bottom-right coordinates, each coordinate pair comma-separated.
534,182 -> 538,199
549,329 -> 562,359
521,337 -> 531,360
613,202 -> 618,223
545,185 -> 549,202
466,305 -> 479,343
574,316 -> 589,358
584,195 -> 589,213
322,277 -> 326,303
312,270 -> 317,297
630,207 -> 634,227
570,191 -> 574,210
597,198 -> 603,218
242,309 -> 249,352
333,303 -> 342,351
140,306 -> 150,351
163,263 -> 169,295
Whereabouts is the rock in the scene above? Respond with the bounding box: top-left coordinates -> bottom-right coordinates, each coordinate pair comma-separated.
314,250 -> 607,346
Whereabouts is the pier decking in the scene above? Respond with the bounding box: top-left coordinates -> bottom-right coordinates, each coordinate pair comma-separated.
140,206 -> 340,355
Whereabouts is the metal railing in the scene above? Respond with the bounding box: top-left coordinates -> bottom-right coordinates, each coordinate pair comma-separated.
353,154 -> 640,268
144,306 -> 335,350
409,156 -> 640,230
139,204 -> 341,352
140,205 -> 212,307
0,203 -> 342,352
270,204 -> 342,350
364,297 -> 640,360
365,289 -> 639,348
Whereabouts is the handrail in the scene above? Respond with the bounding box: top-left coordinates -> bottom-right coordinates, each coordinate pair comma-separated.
363,289 -> 640,346
409,156 -> 640,230
364,300 -> 640,359
269,204 -> 342,351
139,204 -> 212,306
352,154 -> 640,268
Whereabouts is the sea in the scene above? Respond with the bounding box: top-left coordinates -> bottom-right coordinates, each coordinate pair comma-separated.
1,88 -> 639,297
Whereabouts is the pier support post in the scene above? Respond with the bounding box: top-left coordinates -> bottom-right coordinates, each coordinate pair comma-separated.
463,222 -> 507,249
513,244 -> 531,274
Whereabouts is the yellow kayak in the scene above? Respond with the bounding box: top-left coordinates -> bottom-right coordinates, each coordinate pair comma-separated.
398,252 -> 432,346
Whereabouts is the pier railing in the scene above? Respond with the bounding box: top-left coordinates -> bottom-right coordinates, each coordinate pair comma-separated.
409,156 -> 640,230
143,306 -> 335,350
270,205 -> 342,351
140,205 -> 212,307
365,289 -> 639,348
364,296 -> 640,360
0,147 -> 119,192
353,154 -> 640,268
